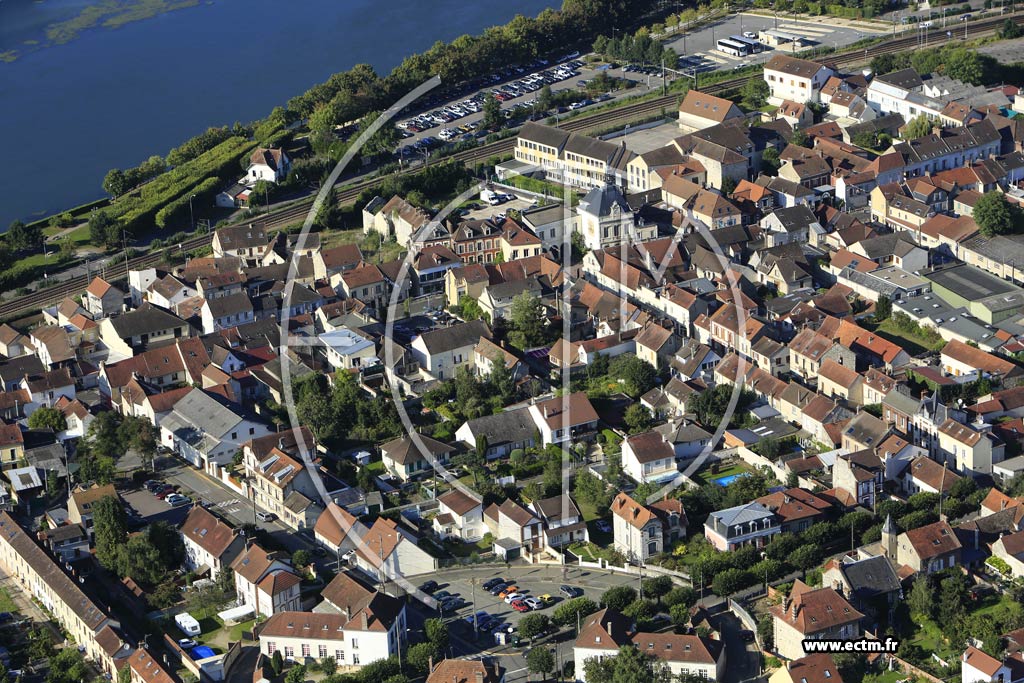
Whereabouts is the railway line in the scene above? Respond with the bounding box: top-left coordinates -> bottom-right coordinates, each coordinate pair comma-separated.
1,12 -> 1018,323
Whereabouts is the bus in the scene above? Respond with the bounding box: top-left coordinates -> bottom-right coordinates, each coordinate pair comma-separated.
716,38 -> 749,57
729,35 -> 763,53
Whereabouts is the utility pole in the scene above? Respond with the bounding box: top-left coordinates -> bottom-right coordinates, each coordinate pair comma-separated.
188,194 -> 196,232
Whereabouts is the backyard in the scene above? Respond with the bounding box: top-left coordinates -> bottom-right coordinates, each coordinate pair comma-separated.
690,461 -> 753,487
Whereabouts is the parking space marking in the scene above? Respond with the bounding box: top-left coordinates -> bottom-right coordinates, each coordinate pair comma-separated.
701,52 -> 738,64
777,24 -> 833,36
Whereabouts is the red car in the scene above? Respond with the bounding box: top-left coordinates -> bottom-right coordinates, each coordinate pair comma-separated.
511,599 -> 530,613
155,486 -> 177,499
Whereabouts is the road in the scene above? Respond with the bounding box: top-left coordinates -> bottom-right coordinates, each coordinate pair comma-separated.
155,460 -> 321,558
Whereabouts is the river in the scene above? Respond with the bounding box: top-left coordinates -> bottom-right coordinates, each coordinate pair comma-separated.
0,0 -> 557,227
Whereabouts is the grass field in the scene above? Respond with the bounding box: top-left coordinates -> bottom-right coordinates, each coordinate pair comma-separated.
691,462 -> 751,486
873,318 -> 944,356
0,586 -> 17,613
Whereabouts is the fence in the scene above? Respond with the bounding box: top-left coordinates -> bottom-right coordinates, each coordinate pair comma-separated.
728,598 -> 761,648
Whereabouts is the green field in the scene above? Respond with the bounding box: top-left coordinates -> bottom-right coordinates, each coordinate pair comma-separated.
0,586 -> 17,613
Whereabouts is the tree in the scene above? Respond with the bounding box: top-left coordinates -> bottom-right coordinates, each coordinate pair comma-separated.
583,644 -> 669,683
938,575 -> 968,628
355,110 -> 400,159
103,169 -> 128,197
88,210 -> 121,250
93,495 -> 127,571
875,294 -> 892,321
601,585 -> 638,612
284,665 -> 306,683
270,651 -> 284,676
405,643 -> 436,674
975,192 -> 1021,237
291,549 -> 310,569
509,291 -> 547,349
527,647 -> 556,681
741,79 -> 770,109
608,355 -> 657,398
712,568 -> 756,595
789,129 -> 810,148
45,647 -> 89,683
424,618 -> 449,652
903,114 -> 932,141
538,83 -> 554,112
761,147 -> 781,176
641,576 -> 673,600
519,613 -> 551,640
721,176 -> 738,195
624,404 -> 653,434
27,406 -> 67,432
552,596 -> 599,626
907,576 -> 933,619
1001,18 -> 1023,38
7,220 -> 42,252
482,92 -> 503,131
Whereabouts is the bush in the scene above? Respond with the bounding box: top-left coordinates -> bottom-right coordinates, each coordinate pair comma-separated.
552,597 -> 599,626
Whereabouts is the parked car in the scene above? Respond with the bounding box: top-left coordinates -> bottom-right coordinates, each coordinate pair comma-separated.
503,592 -> 524,604
538,594 -> 555,605
498,586 -> 519,599
482,578 -> 505,591
255,511 -> 275,522
560,585 -> 582,598
167,495 -> 191,508
739,630 -> 756,643
420,580 -> 439,594
489,582 -> 509,596
524,597 -> 543,610
742,31 -> 757,39
595,520 -> 612,533
155,487 -> 176,500
466,610 -> 489,625
178,639 -> 197,649
511,600 -> 530,612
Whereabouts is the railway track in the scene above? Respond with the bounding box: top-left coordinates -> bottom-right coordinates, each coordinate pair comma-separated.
1,12 -> 1018,323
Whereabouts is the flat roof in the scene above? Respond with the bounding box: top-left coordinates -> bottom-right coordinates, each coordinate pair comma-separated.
925,263 -> 1020,301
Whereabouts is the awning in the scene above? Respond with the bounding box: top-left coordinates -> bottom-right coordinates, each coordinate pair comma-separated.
217,604 -> 255,623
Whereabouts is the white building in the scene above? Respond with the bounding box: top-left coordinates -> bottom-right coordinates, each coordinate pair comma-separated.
319,328 -> 377,371
763,54 -> 834,105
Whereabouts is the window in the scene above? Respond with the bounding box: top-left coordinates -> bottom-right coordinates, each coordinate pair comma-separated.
301,644 -> 311,658
352,655 -> 360,665
351,638 -> 358,649
335,651 -> 344,663
267,642 -> 277,654
284,646 -> 294,659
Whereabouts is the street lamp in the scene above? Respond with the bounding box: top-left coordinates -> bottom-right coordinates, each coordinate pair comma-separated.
188,194 -> 197,233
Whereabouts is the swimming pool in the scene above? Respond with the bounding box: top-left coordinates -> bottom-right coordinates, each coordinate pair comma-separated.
711,472 -> 749,487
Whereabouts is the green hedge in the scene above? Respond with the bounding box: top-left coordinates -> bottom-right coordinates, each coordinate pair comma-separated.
155,176 -> 221,229
107,136 -> 256,233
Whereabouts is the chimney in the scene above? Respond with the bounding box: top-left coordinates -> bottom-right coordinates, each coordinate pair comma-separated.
607,621 -> 614,639
429,656 -> 434,674
790,599 -> 799,621
474,672 -> 484,683
361,612 -> 368,630
343,606 -> 350,622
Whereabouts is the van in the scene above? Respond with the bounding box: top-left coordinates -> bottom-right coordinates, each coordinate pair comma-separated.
256,511 -> 275,522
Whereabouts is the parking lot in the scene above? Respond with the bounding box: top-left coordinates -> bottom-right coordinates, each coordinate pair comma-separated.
666,13 -> 883,71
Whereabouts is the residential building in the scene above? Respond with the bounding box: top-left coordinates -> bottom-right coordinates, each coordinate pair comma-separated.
763,55 -> 834,105
433,489 -> 484,542
527,392 -> 599,447
231,544 -> 302,617
180,506 -> 245,575
379,433 -> 453,481
770,581 -> 863,660
883,518 -> 961,574
611,492 -> 687,562
410,320 -> 490,381
68,484 -> 118,539
704,501 -> 779,551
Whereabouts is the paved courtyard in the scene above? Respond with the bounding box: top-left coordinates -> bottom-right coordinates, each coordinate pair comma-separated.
665,13 -> 885,71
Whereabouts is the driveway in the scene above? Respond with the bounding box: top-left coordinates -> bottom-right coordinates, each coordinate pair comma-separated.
708,605 -> 765,683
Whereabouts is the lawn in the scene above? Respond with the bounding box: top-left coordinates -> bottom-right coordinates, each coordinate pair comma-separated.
874,318 -> 944,356
691,462 -> 751,486
447,537 -> 492,558
320,228 -> 405,264
569,542 -> 599,562
907,617 -> 957,663
0,586 -> 17,613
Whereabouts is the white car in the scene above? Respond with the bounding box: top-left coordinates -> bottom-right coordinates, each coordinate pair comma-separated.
504,592 -> 524,604
742,31 -> 757,39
